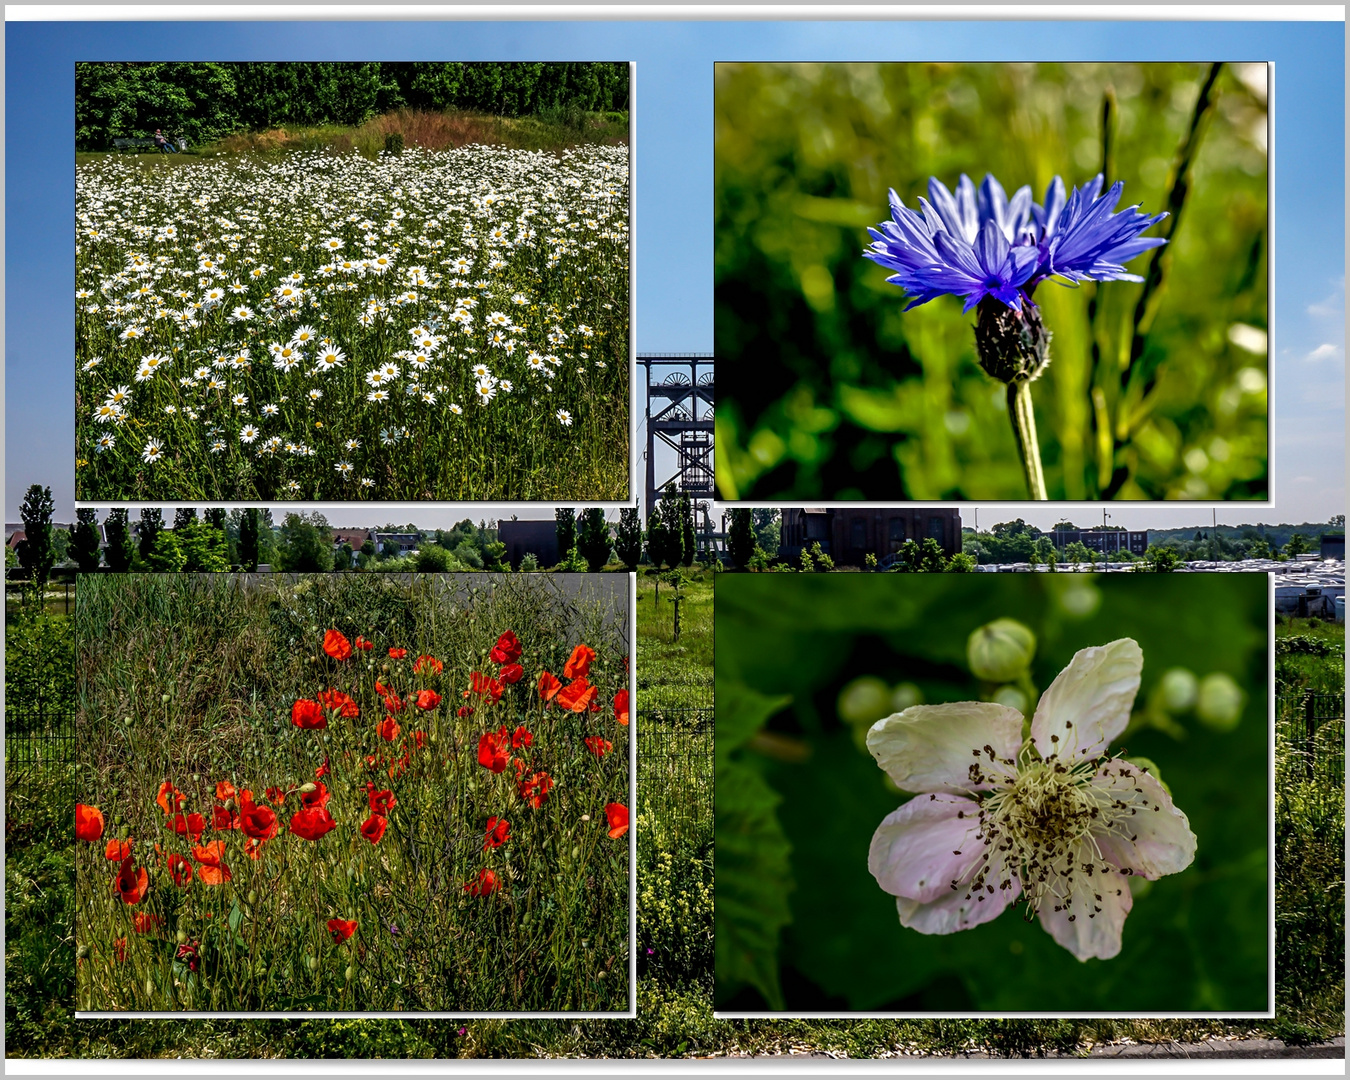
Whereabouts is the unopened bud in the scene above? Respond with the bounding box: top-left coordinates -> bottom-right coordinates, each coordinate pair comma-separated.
837,677 -> 891,726
967,618 -> 1037,682
161,693 -> 171,704
1196,673 -> 1244,731
1159,668 -> 1199,712
345,965 -> 356,981
298,782 -> 317,793
176,929 -> 187,944
992,685 -> 1029,715
145,977 -> 156,997
307,956 -> 318,971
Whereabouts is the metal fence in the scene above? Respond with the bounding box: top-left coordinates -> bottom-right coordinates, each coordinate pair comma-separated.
1276,692 -> 1345,785
636,679 -> 713,844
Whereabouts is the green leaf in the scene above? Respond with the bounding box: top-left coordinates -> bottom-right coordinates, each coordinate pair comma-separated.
714,678 -> 791,766
714,758 -> 794,1010
228,901 -> 243,933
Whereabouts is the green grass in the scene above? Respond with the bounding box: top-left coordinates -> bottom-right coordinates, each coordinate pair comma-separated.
72,574 -> 629,1012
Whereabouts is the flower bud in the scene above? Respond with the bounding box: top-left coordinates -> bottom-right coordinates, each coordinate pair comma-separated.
77,943 -> 90,959
992,685 -> 1028,715
1159,668 -> 1199,712
838,677 -> 892,726
345,965 -> 356,981
307,956 -> 318,971
161,693 -> 171,704
967,619 -> 1037,682
581,814 -> 590,823
176,929 -> 187,944
247,890 -> 257,905
146,977 -> 156,997
1058,582 -> 1101,618
891,683 -> 922,712
298,782 -> 317,793
1196,673 -> 1244,731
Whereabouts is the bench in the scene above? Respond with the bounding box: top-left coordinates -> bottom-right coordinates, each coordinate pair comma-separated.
112,137 -> 160,152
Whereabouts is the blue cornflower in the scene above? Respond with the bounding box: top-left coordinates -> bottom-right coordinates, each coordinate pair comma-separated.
865,173 -> 1167,312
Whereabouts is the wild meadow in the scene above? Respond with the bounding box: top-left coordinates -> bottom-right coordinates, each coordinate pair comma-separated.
72,574 -> 631,1013
75,143 -> 629,501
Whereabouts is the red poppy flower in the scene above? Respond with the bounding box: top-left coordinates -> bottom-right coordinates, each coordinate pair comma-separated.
415,688 -> 442,711
323,628 -> 353,661
490,630 -> 522,665
556,677 -> 598,713
76,804 -> 105,843
315,756 -> 330,779
289,805 -> 337,842
156,781 -> 187,815
215,780 -> 236,801
359,814 -> 388,844
377,715 -> 402,742
355,636 -> 374,651
175,939 -> 200,972
367,784 -> 397,816
243,836 -> 269,860
464,868 -> 502,897
483,816 -> 511,850
114,854 -> 149,904
264,787 -> 286,806
512,725 -> 533,750
498,663 -> 524,685
376,680 -> 405,713
585,736 -> 613,758
300,781 -> 330,811
537,671 -> 563,703
477,727 -> 511,773
213,805 -> 240,831
388,647 -> 407,660
604,802 -> 630,839
590,700 -> 602,713
114,937 -> 128,963
168,853 -> 193,887
517,771 -> 555,809
388,753 -> 410,780
413,654 -> 444,675
563,643 -> 596,680
133,912 -> 163,935
292,698 -> 326,730
240,795 -> 279,842
470,671 -> 504,705
192,840 -> 227,866
456,706 -> 475,717
412,730 -> 427,750
614,689 -> 630,727
317,688 -> 360,718
105,836 -> 134,860
167,812 -> 207,844
327,918 -> 358,944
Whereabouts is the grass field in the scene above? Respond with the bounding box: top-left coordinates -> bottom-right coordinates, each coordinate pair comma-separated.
72,574 -> 630,1013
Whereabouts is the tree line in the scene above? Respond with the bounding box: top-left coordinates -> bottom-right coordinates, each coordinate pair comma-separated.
75,61 -> 630,150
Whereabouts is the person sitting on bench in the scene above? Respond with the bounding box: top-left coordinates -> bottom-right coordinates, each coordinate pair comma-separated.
154,129 -> 176,153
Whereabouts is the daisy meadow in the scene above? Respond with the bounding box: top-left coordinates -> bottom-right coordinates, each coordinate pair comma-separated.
76,144 -> 629,500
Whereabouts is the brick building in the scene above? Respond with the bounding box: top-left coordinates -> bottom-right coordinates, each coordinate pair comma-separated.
1050,528 -> 1149,556
780,508 -> 962,566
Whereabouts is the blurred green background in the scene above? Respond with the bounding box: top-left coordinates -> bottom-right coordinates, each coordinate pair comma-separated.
715,62 -> 1269,501
715,573 -> 1270,1012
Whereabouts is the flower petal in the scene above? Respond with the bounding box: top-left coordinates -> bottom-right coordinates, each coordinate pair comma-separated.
869,793 -> 983,903
1031,638 -> 1142,761
867,702 -> 1022,794
895,868 -> 1021,936
1091,762 -> 1198,880
1036,858 -> 1133,961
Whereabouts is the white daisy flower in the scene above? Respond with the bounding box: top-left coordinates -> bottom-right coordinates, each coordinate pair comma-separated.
240,424 -> 260,443
141,438 -> 165,463
95,433 -> 116,453
367,388 -> 391,403
231,393 -> 248,407
556,409 -> 573,426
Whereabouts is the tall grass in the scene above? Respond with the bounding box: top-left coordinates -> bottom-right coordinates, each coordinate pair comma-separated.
74,574 -> 631,1012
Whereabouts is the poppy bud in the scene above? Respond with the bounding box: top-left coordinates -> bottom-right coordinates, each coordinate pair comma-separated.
345,965 -> 356,981
581,814 -> 590,822
247,890 -> 257,905
145,977 -> 156,997
192,774 -> 200,783
581,939 -> 589,949
967,618 -> 1037,682
123,716 -> 133,726
77,944 -> 89,959
307,956 -> 318,971
597,970 -> 606,980
176,929 -> 187,944
571,846 -> 580,860
299,782 -> 317,793
161,693 -> 171,704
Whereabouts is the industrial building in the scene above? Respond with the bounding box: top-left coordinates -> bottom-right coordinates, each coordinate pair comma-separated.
779,508 -> 963,565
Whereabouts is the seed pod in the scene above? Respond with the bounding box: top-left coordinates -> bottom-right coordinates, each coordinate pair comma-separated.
345,965 -> 356,981
307,956 -> 318,971
247,890 -> 257,906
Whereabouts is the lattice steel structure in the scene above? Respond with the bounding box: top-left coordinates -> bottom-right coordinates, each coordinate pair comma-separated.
639,354 -> 715,553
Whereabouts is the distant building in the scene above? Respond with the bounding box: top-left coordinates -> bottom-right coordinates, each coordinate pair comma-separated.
1321,533 -> 1345,560
780,508 -> 962,565
1051,528 -> 1149,556
498,519 -> 559,569
373,532 -> 423,557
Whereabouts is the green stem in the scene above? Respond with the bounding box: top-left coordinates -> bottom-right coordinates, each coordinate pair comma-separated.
1007,381 -> 1047,501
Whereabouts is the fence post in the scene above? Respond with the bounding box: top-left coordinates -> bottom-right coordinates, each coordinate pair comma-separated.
1305,692 -> 1316,782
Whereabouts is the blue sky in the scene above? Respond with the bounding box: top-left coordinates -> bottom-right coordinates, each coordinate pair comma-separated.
6,17 -> 1344,532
